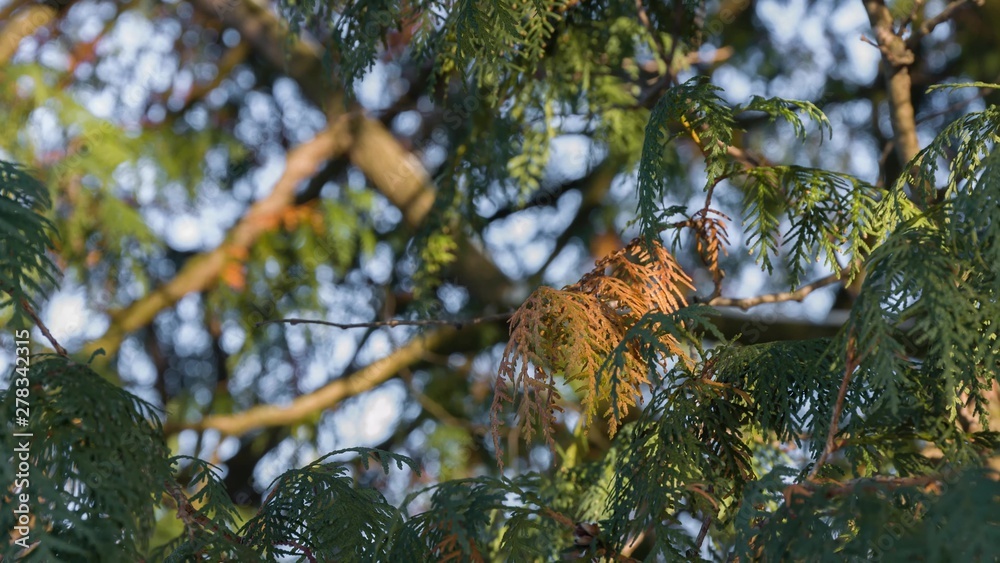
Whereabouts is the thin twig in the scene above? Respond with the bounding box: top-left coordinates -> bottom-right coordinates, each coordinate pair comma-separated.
809,333 -> 858,479
694,513 -> 713,553
164,479 -> 243,545
808,473 -> 943,496
18,297 -> 68,356
706,269 -> 847,311
256,311 -> 513,330
917,86 -> 993,125
275,541 -> 317,563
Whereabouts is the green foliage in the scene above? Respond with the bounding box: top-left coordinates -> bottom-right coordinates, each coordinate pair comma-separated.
736,466 -> 1000,562
634,79 -> 869,286
241,448 -> 418,561
736,96 -> 832,141
155,457 -> 257,561
0,160 -> 59,326
1,356 -> 171,562
712,339 -> 838,449
742,166 -> 886,284
844,111 -> 1000,426
636,77 -> 735,238
899,105 -> 1000,204
3,2 -> 1000,560
926,81 -> 1000,92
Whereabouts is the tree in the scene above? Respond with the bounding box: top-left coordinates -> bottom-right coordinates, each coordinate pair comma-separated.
1,0 -> 999,560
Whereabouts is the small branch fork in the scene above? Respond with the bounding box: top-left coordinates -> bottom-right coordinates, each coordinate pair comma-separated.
906,0 -> 984,50
809,333 -> 859,479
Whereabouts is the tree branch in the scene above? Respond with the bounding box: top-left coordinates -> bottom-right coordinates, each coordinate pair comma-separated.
188,0 -> 518,306
256,312 -> 513,331
1,289 -> 69,357
0,0 -> 31,27
864,0 -> 920,172
809,333 -> 858,479
694,514 -> 712,554
705,269 -> 846,310
907,0 -> 984,49
165,327 -> 457,437
83,120 -> 354,357
0,3 -> 58,65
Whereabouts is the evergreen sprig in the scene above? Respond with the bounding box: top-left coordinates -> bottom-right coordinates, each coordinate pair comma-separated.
240,448 -> 417,561
1,357 -> 171,562
736,466 -> 1000,562
736,96 -> 832,141
742,165 -> 884,285
0,160 -> 59,327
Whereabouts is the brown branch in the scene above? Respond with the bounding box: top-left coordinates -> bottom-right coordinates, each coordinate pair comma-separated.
3,292 -> 69,356
620,529 -> 647,557
82,120 -> 355,358
706,269 -> 847,311
0,3 -> 58,65
0,4 -> 59,65
725,144 -> 762,169
809,333 -> 858,479
907,0 -> 983,49
165,327 -> 457,437
0,0 -> 30,25
898,0 -> 926,34
188,0 -> 517,306
186,0 -> 438,226
802,472 -> 963,498
0,279 -> 69,356
864,0 -> 920,170
694,514 -> 712,553
164,479 -> 243,546
20,299 -> 67,357
256,312 -> 513,331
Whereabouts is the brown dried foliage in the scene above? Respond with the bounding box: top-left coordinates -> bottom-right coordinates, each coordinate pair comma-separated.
491,238 -> 694,464
686,208 -> 731,298
431,529 -> 485,563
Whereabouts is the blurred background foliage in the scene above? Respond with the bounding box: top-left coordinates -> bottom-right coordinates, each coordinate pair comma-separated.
0,0 -> 999,559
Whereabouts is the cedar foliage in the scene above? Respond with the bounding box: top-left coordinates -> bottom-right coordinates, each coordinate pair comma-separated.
492,237 -> 693,453
2,0 -> 1000,561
